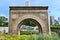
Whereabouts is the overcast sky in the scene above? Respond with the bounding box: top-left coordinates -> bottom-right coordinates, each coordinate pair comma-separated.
0,0 -> 60,20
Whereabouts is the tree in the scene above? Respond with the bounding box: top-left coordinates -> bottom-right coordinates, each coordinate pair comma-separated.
22,20 -> 36,27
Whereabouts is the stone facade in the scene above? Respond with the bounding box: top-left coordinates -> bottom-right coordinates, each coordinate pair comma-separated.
9,6 -> 50,35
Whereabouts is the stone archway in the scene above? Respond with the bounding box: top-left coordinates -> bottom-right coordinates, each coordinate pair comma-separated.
9,6 -> 50,35
17,18 -> 43,35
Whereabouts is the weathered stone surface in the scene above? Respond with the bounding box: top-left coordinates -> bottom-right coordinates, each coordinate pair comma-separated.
9,6 -> 50,35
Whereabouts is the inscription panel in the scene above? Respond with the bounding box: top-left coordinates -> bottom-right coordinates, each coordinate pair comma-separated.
11,10 -> 48,13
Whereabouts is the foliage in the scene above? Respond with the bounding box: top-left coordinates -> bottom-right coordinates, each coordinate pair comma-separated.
51,32 -> 58,36
20,31 -> 39,35
0,33 -> 60,40
0,17 -> 8,27
0,22 -> 8,27
0,19 -> 3,22
22,20 -> 36,27
50,25 -> 60,29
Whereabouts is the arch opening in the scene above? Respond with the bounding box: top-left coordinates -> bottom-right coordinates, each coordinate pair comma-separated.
17,18 -> 43,35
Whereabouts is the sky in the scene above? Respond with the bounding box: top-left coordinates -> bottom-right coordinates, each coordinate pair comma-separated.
0,0 -> 60,20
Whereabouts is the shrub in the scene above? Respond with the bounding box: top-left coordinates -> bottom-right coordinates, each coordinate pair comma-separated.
0,32 -> 60,40
20,31 -> 39,35
50,25 -> 60,29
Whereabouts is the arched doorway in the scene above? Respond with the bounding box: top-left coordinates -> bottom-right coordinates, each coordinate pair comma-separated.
9,6 -> 50,35
17,18 -> 42,35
